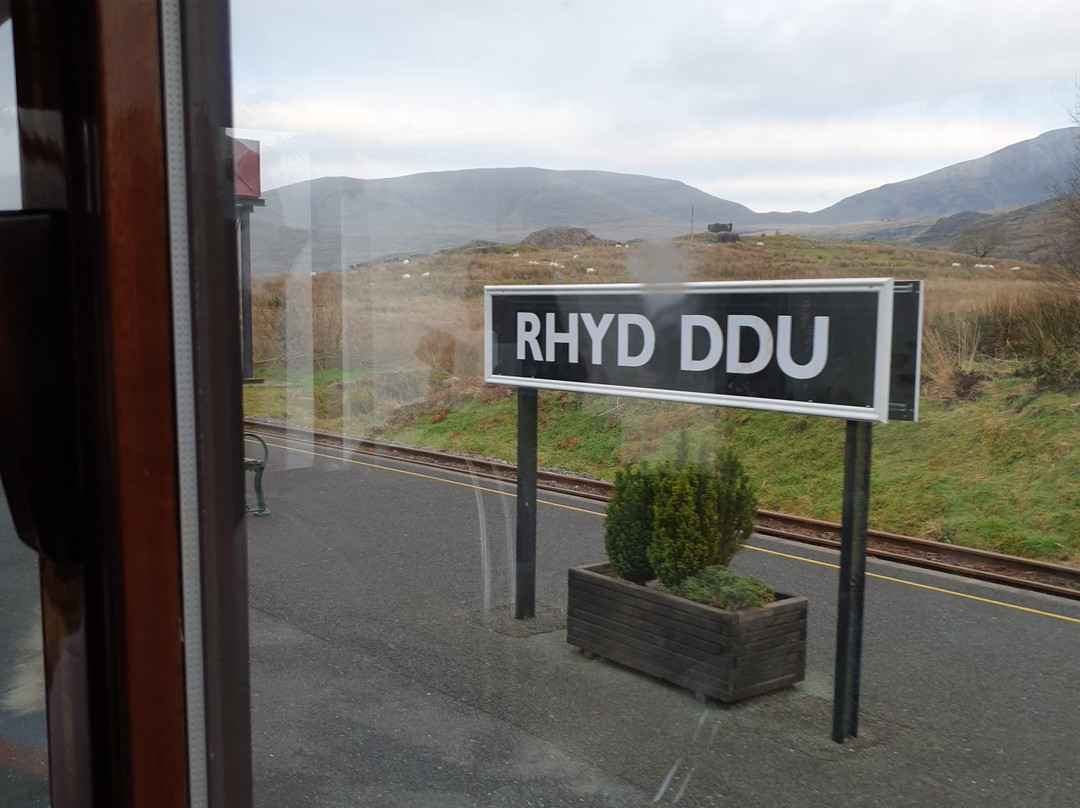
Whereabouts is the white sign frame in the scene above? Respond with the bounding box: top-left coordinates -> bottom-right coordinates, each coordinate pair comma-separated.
485,278 -> 896,423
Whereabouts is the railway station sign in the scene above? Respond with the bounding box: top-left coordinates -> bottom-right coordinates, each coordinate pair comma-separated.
486,279 -> 903,423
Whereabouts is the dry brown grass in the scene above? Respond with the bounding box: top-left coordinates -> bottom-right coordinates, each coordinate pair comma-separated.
250,235 -> 1060,429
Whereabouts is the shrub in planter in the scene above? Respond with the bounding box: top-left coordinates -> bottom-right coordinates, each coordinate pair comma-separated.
603,463 -> 656,583
574,445 -> 805,703
602,442 -> 758,591
647,460 -> 719,588
710,448 -> 757,568
668,565 -> 774,610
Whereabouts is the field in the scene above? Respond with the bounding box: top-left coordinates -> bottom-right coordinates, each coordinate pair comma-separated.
243,235 -> 1080,563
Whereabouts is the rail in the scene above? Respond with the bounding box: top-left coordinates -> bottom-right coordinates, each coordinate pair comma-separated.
242,420 -> 1080,601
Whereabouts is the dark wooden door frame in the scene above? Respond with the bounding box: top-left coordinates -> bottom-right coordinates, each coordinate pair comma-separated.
3,1 -> 251,806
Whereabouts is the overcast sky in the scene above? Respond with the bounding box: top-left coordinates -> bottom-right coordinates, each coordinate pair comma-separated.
227,0 -> 1078,212
2,2 -> 1078,212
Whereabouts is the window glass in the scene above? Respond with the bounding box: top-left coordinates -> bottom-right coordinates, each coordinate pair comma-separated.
0,483 -> 49,807
231,3 -> 1080,806
0,19 -> 21,211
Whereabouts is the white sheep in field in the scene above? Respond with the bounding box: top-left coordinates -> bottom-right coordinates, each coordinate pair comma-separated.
951,263 -> 962,268
585,267 -> 596,274
755,241 -> 765,247
403,259 -> 409,265
549,261 -> 563,269
973,264 -> 988,269
1011,266 -> 1021,272
402,273 -> 411,280
512,253 -> 520,258
528,260 -> 540,266
421,271 -> 431,278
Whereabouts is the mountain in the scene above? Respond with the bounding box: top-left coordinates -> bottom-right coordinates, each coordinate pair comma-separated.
250,168 -> 757,273
798,127 -> 1077,225
248,128 -> 1079,274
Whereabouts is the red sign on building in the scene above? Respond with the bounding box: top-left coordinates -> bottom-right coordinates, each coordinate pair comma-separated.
233,138 -> 261,200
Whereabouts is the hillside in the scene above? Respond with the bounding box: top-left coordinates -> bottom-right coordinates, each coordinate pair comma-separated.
247,127 -> 1079,274
250,168 -> 757,273
800,128 -> 1076,225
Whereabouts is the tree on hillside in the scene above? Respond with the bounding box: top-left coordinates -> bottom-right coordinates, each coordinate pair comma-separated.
1047,89 -> 1080,294
954,222 -> 1004,258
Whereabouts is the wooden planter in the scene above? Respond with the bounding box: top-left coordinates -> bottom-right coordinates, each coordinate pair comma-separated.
567,563 -> 807,703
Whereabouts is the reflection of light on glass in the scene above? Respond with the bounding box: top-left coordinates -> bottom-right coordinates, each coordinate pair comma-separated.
1,605 -> 45,717
0,20 -> 23,210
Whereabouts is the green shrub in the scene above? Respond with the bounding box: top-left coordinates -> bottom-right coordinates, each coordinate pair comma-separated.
603,439 -> 759,592
647,461 -> 719,588
603,463 -> 656,582
670,566 -> 775,611
711,448 -> 757,566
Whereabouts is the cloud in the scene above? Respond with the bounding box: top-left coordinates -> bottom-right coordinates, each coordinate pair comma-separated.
226,0 -> 1080,210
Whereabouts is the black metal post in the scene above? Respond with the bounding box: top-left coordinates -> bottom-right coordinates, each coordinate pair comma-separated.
515,387 -> 538,619
833,419 -> 873,742
239,204 -> 254,380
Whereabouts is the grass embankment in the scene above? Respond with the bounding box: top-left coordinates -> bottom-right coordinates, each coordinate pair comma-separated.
244,236 -> 1080,563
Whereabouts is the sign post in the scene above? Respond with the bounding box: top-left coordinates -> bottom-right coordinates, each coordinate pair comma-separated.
515,387 -> 538,619
833,419 -> 873,742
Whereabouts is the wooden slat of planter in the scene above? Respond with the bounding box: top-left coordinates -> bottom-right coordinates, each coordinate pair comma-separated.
572,566 -> 806,631
570,570 -> 738,634
567,613 -> 727,679
730,609 -> 807,635
729,620 -> 807,653
567,626 -> 726,696
731,648 -> 806,680
569,586 -> 734,647
568,604 -> 724,660
730,629 -> 807,662
732,595 -> 808,624
572,577 -> 806,647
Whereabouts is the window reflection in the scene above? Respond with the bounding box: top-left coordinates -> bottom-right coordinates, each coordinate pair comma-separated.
0,20 -> 21,211
0,483 -> 49,807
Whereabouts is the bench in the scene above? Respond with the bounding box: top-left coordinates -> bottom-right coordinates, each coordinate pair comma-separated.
244,432 -> 270,516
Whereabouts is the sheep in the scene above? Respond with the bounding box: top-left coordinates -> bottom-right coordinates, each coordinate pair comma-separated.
528,260 -> 540,266
585,267 -> 596,274
402,273 -> 411,280
755,241 -> 765,247
951,262 -> 962,268
512,253 -> 520,258
1011,266 -> 1022,272
421,271 -> 431,278
403,259 -> 409,265
973,264 -> 988,269
549,261 -> 563,269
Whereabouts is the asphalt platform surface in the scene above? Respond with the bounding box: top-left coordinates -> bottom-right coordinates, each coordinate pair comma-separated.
3,434 -> 1079,807
244,434 -> 1080,808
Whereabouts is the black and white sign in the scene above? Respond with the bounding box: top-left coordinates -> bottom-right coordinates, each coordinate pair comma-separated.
485,279 -> 900,422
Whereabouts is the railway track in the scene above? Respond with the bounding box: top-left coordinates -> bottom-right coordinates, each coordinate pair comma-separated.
244,420 -> 1080,602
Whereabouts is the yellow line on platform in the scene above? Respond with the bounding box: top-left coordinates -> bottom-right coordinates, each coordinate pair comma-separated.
255,437 -> 1080,626
748,545 -> 1080,625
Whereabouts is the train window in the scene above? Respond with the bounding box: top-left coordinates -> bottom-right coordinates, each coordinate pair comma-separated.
230,2 -> 1079,806
0,20 -> 20,211
0,481 -> 48,805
